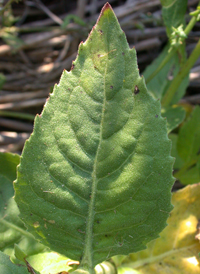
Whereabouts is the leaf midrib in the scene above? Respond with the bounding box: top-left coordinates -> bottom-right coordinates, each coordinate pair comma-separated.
80,14 -> 109,270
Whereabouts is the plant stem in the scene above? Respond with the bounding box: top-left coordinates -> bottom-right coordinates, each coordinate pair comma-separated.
0,218 -> 35,239
146,2 -> 200,84
161,39 -> 200,107
0,110 -> 35,120
184,13 -> 198,36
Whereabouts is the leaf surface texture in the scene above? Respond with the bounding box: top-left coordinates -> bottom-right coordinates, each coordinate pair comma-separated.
15,3 -> 174,269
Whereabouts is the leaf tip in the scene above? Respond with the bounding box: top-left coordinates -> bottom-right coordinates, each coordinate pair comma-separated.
99,2 -> 113,19
103,2 -> 112,10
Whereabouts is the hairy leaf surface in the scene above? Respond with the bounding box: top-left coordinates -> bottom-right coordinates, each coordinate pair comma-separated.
15,3 -> 174,270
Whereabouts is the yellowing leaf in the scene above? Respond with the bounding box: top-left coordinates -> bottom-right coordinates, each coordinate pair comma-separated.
120,183 -> 200,273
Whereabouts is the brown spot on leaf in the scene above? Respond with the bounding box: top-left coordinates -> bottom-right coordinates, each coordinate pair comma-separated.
110,85 -> 113,89
78,229 -> 85,234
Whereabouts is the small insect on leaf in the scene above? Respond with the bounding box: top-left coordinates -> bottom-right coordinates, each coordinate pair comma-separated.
134,85 -> 140,95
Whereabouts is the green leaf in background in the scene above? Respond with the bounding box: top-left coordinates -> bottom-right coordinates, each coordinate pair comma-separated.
0,73 -> 6,90
177,106 -> 200,163
0,152 -> 24,251
160,0 -> 188,38
27,253 -> 117,274
143,45 -> 189,105
0,251 -> 29,274
0,152 -> 20,182
1,32 -> 24,52
0,152 -> 45,261
161,105 -> 185,133
168,133 -> 184,169
117,267 -> 141,274
0,173 -> 25,251
14,244 -> 27,262
27,252 -> 74,274
62,14 -> 87,29
174,106 -> 200,185
116,183 -> 200,273
15,3 -> 174,272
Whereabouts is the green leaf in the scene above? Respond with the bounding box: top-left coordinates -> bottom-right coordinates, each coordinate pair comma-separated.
14,244 -> 27,262
117,267 -> 141,274
62,14 -> 87,29
27,252 -> 73,274
168,133 -> 184,169
0,73 -> 6,90
143,45 -> 189,105
160,0 -> 188,38
162,105 -> 186,133
0,174 -> 25,251
174,106 -> 200,184
15,3 -> 174,272
119,183 -> 200,273
0,152 -> 45,258
176,163 -> 200,185
177,106 -> 200,162
14,251 -> 116,274
1,32 -> 24,51
0,251 -> 29,274
0,152 -> 20,182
